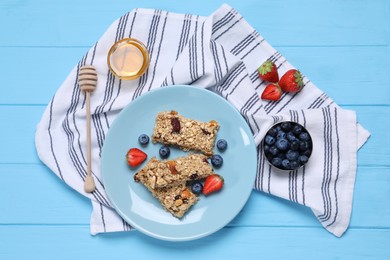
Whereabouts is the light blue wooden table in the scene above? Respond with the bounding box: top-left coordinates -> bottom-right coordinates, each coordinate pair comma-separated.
1,0 -> 389,259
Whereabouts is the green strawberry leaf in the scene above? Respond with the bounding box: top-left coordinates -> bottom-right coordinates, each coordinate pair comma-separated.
294,70 -> 304,88
258,61 -> 272,75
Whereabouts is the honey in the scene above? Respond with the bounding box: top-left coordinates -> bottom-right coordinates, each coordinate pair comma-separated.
107,38 -> 149,80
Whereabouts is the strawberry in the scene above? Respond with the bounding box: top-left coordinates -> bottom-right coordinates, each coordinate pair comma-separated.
258,61 -> 279,83
202,174 -> 224,195
279,69 -> 304,93
261,83 -> 282,101
126,148 -> 147,167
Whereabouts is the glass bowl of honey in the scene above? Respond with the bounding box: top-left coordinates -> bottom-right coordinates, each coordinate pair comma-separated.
107,38 -> 149,80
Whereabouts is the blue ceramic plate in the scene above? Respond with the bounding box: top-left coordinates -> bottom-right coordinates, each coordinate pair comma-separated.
101,85 -> 257,241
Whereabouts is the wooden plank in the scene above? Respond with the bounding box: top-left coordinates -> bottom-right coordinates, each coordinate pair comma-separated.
0,47 -> 86,105
0,46 -> 388,105
1,165 -> 388,228
0,164 -> 91,224
277,46 -> 390,106
0,226 -> 388,259
234,167 -> 390,229
345,105 -> 390,166
0,105 -> 386,165
243,0 -> 390,47
0,106 -> 43,164
0,0 -> 388,258
0,0 -> 388,47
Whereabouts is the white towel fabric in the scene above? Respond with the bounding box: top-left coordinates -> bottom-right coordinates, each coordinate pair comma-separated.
35,4 -> 370,237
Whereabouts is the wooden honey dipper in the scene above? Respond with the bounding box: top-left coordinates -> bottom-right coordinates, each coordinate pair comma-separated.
78,65 -> 97,193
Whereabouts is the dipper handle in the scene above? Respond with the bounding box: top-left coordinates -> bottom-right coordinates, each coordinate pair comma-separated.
78,65 -> 97,193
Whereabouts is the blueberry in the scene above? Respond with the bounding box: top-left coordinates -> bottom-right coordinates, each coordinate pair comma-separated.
278,152 -> 286,160
138,134 -> 150,145
271,157 -> 283,167
265,153 -> 274,162
267,127 -> 278,137
299,155 -> 309,164
264,144 -> 270,154
286,150 -> 299,161
290,140 -> 300,151
290,160 -> 300,170
292,125 -> 303,135
299,132 -> 310,141
302,149 -> 312,157
191,181 -> 203,195
268,146 -> 279,156
211,154 -> 223,168
276,130 -> 286,140
281,122 -> 292,131
299,141 -> 310,151
282,159 -> 291,169
216,139 -> 228,151
275,138 -> 290,151
265,135 -> 276,145
159,146 -> 170,158
286,131 -> 297,142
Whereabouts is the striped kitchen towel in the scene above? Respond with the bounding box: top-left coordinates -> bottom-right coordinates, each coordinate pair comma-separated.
35,4 -> 370,237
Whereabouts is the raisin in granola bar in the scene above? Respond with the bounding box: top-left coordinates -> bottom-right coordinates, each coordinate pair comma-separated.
151,110 -> 219,156
134,154 -> 214,191
151,184 -> 198,218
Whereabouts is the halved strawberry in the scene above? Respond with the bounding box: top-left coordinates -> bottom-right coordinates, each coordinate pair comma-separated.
258,61 -> 279,83
279,69 -> 304,93
126,148 -> 147,167
202,174 -> 224,195
261,83 -> 282,101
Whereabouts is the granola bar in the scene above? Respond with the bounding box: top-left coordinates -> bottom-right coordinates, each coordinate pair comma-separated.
151,110 -> 219,156
134,154 -> 214,190
151,184 -> 199,218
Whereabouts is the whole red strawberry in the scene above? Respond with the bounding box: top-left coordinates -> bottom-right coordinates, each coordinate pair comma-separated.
126,148 -> 147,167
258,61 -> 279,83
202,174 -> 224,195
261,83 -> 282,101
279,69 -> 304,93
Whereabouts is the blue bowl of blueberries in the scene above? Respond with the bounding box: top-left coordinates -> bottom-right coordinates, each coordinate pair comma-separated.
263,121 -> 313,171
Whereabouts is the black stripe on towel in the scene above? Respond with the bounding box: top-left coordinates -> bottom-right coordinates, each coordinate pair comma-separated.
231,31 -> 259,56
214,16 -> 243,41
319,107 -> 333,221
326,107 -> 341,227
93,13 -> 128,154
132,9 -> 162,99
62,55 -> 110,207
210,40 -> 223,83
128,8 -> 138,37
241,38 -> 265,60
212,8 -> 236,35
300,110 -> 307,205
48,96 -> 64,181
147,11 -> 169,91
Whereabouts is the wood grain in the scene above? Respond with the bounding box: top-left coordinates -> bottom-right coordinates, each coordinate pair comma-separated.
0,226 -> 389,259
0,0 -> 388,258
